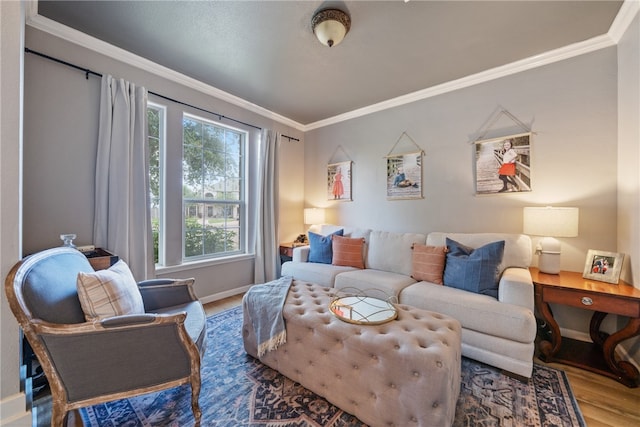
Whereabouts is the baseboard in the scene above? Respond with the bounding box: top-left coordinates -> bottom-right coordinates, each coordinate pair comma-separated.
0,393 -> 31,426
200,284 -> 252,305
560,327 -> 640,371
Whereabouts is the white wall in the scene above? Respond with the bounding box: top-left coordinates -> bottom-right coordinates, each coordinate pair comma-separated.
0,1 -> 31,424
304,46 -> 624,339
617,13 -> 640,288
616,12 -> 640,361
305,47 -> 618,275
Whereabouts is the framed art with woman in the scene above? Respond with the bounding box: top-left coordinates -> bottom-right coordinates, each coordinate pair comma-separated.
474,132 -> 532,195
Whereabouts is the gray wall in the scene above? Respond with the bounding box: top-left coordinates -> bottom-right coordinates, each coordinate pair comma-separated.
23,27 -> 303,299
617,13 -> 640,360
304,47 -> 621,337
1,1 -> 26,417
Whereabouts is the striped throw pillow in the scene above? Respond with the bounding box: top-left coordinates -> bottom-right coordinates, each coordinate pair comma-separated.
332,235 -> 365,269
411,244 -> 447,284
76,260 -> 145,321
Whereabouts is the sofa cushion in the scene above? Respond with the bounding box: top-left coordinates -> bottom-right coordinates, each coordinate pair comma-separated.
76,260 -> 145,321
308,229 -> 343,264
334,269 -> 416,299
427,232 -> 531,274
411,244 -> 447,284
367,231 -> 427,276
332,235 -> 365,269
400,281 -> 537,344
444,238 -> 504,298
281,261 -> 356,288
154,300 -> 207,348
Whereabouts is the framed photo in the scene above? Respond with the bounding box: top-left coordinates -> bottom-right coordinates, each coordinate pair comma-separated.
582,249 -> 624,284
475,132 -> 532,195
327,161 -> 352,201
386,152 -> 422,200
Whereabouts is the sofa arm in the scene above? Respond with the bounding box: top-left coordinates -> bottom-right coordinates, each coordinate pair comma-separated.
292,245 -> 310,262
498,267 -> 534,311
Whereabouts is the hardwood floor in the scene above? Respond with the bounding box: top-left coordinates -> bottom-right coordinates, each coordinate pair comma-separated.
207,294 -> 640,427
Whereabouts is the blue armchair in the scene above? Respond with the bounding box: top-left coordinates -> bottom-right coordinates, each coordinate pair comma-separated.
5,247 -> 206,426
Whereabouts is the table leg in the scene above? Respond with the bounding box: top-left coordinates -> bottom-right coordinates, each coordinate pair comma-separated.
535,287 -> 561,359
589,311 -> 608,346
602,317 -> 640,387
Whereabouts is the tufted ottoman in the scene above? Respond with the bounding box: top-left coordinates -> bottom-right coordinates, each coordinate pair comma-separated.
242,281 -> 462,427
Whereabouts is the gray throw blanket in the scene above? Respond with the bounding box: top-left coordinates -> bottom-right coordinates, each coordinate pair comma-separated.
243,276 -> 293,357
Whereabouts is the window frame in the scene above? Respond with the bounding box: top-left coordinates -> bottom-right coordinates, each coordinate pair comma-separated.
180,112 -> 248,262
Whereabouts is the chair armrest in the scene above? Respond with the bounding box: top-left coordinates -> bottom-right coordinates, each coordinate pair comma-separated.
32,313 -> 199,403
292,245 -> 310,262
100,313 -> 158,327
138,278 -> 198,311
498,267 -> 534,311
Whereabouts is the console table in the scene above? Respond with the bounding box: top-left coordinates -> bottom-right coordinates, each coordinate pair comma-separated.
531,267 -> 640,387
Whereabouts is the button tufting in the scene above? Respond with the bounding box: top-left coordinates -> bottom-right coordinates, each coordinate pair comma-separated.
432,401 -> 439,408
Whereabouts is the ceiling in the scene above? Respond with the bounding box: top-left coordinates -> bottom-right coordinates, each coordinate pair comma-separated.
36,1 -> 623,127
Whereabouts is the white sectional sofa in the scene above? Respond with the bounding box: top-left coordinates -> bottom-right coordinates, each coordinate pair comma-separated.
281,225 -> 537,379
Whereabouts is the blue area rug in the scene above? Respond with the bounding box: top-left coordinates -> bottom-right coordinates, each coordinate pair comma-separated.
80,306 -> 585,426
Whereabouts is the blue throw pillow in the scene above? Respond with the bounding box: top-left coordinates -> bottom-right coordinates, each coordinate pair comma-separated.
308,229 -> 344,264
443,238 -> 505,298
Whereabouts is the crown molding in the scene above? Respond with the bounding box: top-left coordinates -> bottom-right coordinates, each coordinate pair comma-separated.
25,1 -> 635,133
25,12 -> 306,132
608,0 -> 640,43
304,33 -> 616,131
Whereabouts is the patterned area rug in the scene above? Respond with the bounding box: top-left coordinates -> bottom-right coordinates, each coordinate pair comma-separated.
79,306 -> 585,427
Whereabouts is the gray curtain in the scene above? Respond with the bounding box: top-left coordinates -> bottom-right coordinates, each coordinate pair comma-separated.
254,129 -> 280,283
93,75 -> 154,281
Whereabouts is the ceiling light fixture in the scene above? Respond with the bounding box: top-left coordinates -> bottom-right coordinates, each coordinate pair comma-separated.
312,8 -> 351,47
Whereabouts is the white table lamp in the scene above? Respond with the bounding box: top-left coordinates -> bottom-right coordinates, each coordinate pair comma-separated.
523,206 -> 579,274
304,208 -> 326,226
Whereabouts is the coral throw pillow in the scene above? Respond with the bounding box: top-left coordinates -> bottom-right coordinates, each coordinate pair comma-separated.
332,235 -> 365,269
308,229 -> 344,264
444,238 -> 505,298
76,260 -> 145,321
411,244 -> 447,284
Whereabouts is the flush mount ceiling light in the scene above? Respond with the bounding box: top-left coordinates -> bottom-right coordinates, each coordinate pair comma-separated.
312,8 -> 351,47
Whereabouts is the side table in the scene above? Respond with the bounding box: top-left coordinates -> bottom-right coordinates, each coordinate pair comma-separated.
279,242 -> 295,264
531,267 -> 640,387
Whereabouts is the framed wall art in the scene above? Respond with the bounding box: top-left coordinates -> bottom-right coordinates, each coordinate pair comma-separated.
582,249 -> 624,284
327,161 -> 352,201
475,132 -> 532,195
386,152 -> 422,200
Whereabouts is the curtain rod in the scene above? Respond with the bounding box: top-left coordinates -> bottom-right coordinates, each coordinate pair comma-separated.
24,47 -> 300,142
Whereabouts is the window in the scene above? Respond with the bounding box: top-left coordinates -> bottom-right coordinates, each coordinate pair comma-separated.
147,104 -> 164,264
182,114 -> 245,260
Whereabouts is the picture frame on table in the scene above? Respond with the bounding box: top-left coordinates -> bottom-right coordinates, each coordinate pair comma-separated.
582,249 -> 624,284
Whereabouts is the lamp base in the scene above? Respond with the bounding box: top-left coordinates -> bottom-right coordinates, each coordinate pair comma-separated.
537,237 -> 561,274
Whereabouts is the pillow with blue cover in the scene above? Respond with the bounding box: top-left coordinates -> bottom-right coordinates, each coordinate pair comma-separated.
308,229 -> 344,264
443,238 -> 505,298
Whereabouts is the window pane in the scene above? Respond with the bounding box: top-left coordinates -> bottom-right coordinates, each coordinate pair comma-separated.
182,114 -> 245,260
148,106 -> 162,264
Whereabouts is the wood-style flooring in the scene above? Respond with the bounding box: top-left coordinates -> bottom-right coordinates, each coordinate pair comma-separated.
206,294 -> 640,427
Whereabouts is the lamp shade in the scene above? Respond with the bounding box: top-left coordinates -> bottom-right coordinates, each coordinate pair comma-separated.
304,208 -> 325,225
523,207 -> 579,237
312,9 -> 351,47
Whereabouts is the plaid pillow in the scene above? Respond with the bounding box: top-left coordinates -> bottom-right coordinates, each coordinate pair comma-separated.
76,260 -> 145,321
